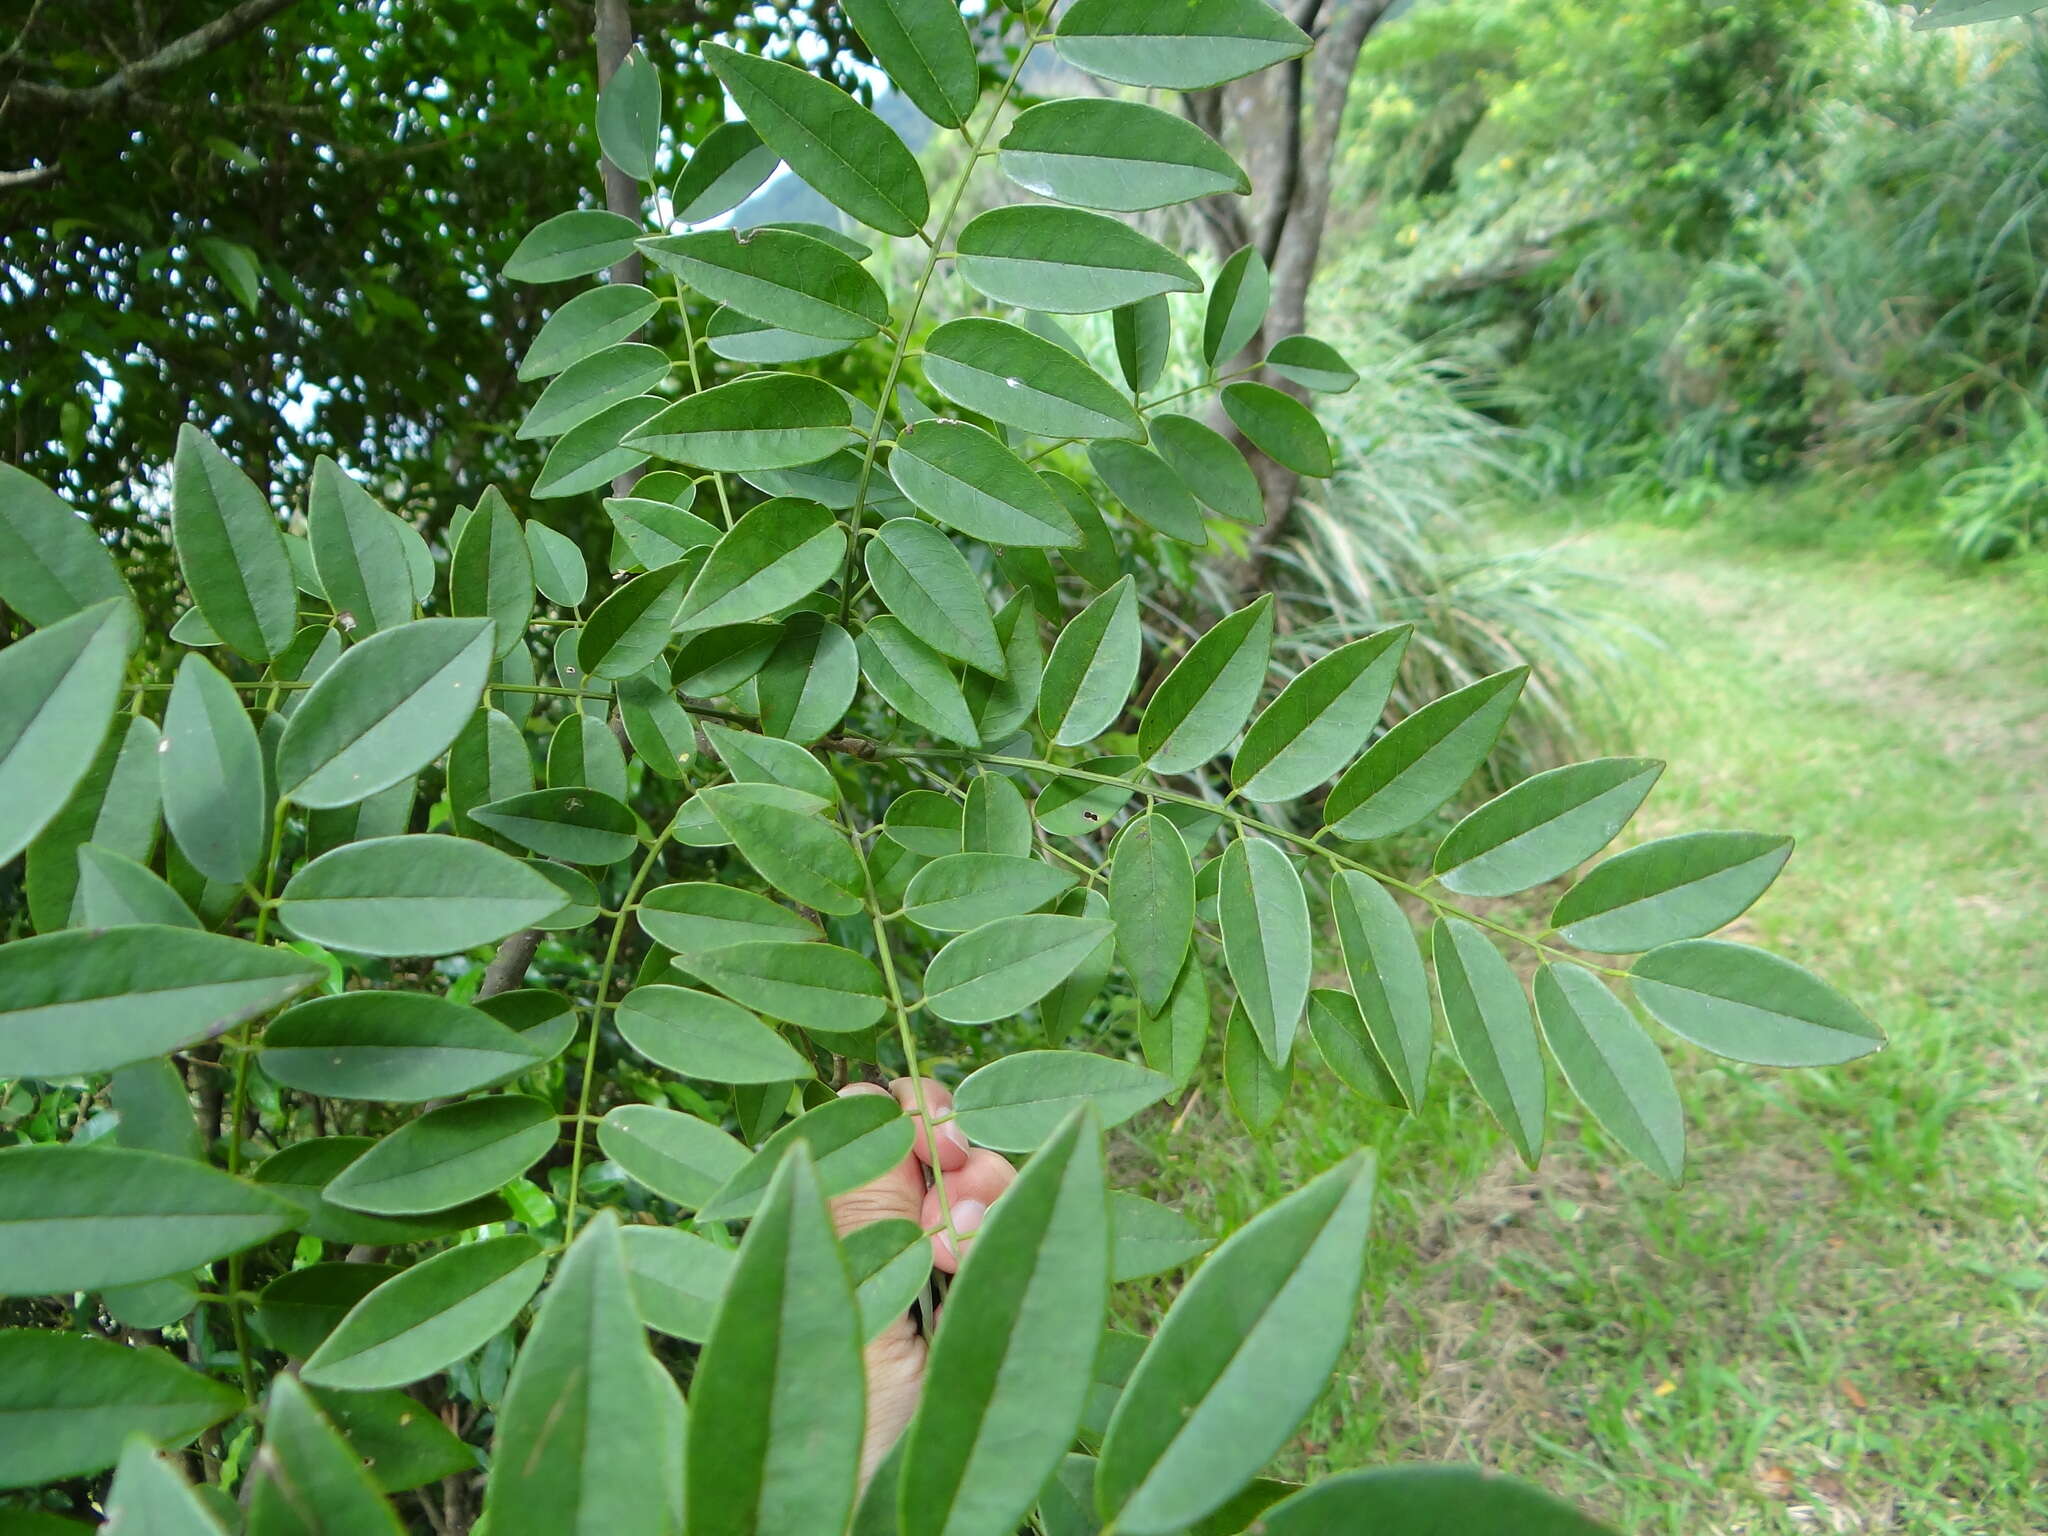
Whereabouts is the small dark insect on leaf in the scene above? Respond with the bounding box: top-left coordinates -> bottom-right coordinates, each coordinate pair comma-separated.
1083,810 -> 1101,822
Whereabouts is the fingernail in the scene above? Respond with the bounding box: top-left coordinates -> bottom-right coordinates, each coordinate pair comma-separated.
951,1199 -> 986,1235
938,1120 -> 971,1159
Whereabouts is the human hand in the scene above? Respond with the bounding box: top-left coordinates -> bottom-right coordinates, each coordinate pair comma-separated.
827,1078 -> 1016,1483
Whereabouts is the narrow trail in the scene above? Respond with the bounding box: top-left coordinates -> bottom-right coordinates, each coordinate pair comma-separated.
1144,525 -> 2048,1536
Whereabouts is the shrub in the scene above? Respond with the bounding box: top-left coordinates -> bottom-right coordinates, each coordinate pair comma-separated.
0,3 -> 1880,1531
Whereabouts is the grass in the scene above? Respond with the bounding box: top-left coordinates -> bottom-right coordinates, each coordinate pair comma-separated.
1119,519 -> 2048,1534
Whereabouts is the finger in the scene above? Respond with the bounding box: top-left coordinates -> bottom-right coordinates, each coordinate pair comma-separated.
826,1083 -> 925,1237
922,1148 -> 1017,1273
887,1076 -> 971,1172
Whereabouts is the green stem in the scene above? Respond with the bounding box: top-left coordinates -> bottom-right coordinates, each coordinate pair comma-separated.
562,812 -> 684,1241
887,749 -> 1631,979
1138,364 -> 1264,417
847,790 -> 958,1247
673,294 -> 736,525
835,27 -> 1042,622
224,796 -> 289,1404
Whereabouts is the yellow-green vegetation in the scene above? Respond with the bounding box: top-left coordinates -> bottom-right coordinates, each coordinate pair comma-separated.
1128,521 -> 2048,1534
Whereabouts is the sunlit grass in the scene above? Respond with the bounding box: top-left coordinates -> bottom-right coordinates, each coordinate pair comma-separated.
1118,520 -> 2048,1535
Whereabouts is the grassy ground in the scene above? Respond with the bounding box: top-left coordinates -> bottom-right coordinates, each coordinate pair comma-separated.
1122,523 -> 2047,1534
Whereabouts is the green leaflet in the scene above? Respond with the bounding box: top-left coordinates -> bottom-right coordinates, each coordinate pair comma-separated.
502,209 -> 642,282
75,846 -> 198,930
160,651 -> 267,885
759,617 -> 860,741
520,343 -> 670,441
1534,964 -> 1685,1185
0,1145 -> 299,1295
705,42 -> 929,236
519,284 -> 661,382
679,939 -> 886,1034
1306,988 -> 1403,1109
251,1137 -> 510,1249
923,914 -> 1119,1026
0,463 -> 129,627
276,618 -> 496,810
1042,887 -> 1115,1040
858,616 -> 981,745
1255,1466 -> 1618,1535
955,205 -> 1201,314
1039,575 -> 1141,746
104,1437 -> 231,1533
900,1110 -> 1110,1536
471,787 -> 639,865
170,425 -> 296,661
1203,246 -> 1270,368
1435,758 -> 1664,898
0,924 -> 318,1079
1264,334 -> 1358,393
629,374 -> 855,472
1329,871 -> 1433,1112
525,518 -> 589,605
640,228 -> 887,340
699,1093 -> 915,1222
597,43 -> 659,180
951,1051 -> 1170,1152
1549,831 -> 1795,953
607,492 -> 716,571
581,560 -> 693,680
1432,917 -> 1546,1166
1054,0 -> 1315,91
0,599 -> 135,867
1139,952 -> 1209,1094
704,306 -> 857,364
1222,998 -> 1290,1133
961,771 -> 1032,856
1035,756 -> 1139,838
256,1263 -> 396,1360
1094,1152 -> 1375,1534
0,1331 -> 240,1489
533,395 -> 666,501
1139,594 -> 1273,772
1324,666 -> 1528,841
616,984 -> 810,1083
1629,940 -> 1884,1067
923,317 -> 1142,442
1109,813 -> 1195,1014
308,456 -> 414,639
905,853 -> 1076,932
323,1098 -> 557,1215
999,99 -> 1247,212
672,120 -> 780,224
867,517 -> 1004,674
1113,296 -> 1170,393
259,991 -> 547,1101
1089,439 -> 1205,544
277,835 -> 564,956
1217,837 -> 1310,1066
598,1105 -> 748,1209
965,590 -> 1044,742
889,419 -> 1081,547
303,1236 -> 550,1390
483,1213 -> 675,1536
243,1376 -> 403,1531
699,723 -> 832,799
674,497 -> 845,630
621,1226 -> 735,1341
618,674 -> 697,780
699,782 -> 865,916
638,882 -> 821,954
1235,627 -> 1411,803
689,1147 -> 865,1536
549,711 -> 629,800
845,1219 -> 931,1341
843,0 -> 980,128
448,487 -> 533,657
1149,414 -> 1262,526
1109,1191 -> 1212,1283
1220,382 -> 1332,478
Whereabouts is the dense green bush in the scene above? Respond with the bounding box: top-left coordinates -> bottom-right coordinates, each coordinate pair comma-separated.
0,3 -> 1881,1531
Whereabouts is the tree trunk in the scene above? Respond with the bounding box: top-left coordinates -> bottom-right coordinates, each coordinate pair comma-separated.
1186,0 -> 1395,594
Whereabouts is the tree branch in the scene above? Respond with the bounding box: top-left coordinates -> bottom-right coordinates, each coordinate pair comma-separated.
2,0 -> 303,113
